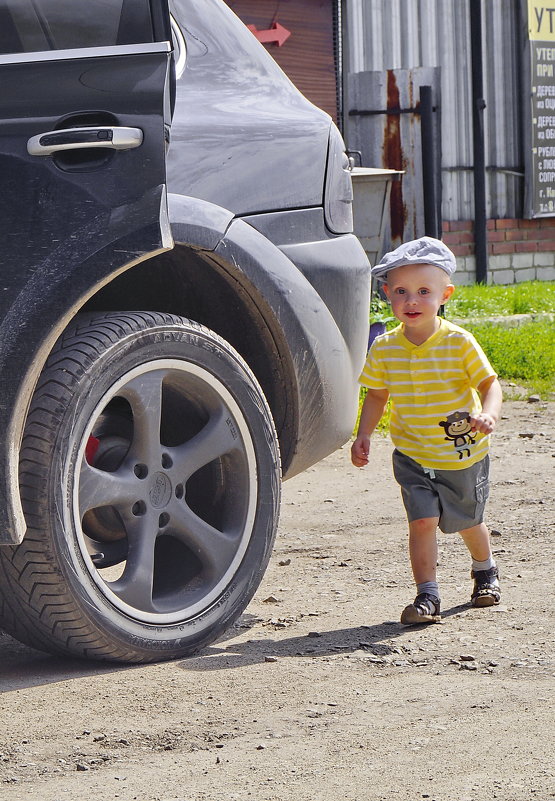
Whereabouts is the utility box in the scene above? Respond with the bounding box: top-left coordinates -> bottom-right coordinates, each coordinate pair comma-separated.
351,167 -> 403,266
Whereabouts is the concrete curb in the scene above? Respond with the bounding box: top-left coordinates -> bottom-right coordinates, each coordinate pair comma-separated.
450,312 -> 555,328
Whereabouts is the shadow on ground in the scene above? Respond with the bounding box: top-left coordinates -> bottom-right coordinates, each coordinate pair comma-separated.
0,632 -> 134,692
179,603 -> 471,671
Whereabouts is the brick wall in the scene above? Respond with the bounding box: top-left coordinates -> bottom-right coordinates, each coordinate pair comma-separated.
442,219 -> 555,285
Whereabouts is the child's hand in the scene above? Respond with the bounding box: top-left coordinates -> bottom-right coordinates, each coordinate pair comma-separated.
351,434 -> 370,467
475,377 -> 502,435
470,412 -> 497,435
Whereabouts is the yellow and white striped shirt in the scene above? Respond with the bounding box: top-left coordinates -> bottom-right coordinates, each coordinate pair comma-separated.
359,318 -> 497,470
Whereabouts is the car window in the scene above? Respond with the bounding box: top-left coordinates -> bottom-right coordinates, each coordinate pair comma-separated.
0,0 -> 154,55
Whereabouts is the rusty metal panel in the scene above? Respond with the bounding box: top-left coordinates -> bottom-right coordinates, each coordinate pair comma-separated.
348,67 -> 440,249
343,0 -> 523,221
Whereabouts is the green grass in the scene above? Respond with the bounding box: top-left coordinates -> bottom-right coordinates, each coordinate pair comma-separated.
449,281 -> 555,398
448,280 -> 555,318
463,319 -> 555,398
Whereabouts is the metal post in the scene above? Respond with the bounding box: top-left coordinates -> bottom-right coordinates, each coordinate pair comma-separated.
470,0 -> 488,283
335,0 -> 344,133
420,85 -> 439,239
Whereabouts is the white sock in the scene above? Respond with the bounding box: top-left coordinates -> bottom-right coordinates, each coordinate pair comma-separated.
417,581 -> 440,600
472,557 -> 496,572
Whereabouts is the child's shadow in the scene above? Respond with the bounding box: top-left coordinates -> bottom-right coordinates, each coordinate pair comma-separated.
179,603 -> 469,672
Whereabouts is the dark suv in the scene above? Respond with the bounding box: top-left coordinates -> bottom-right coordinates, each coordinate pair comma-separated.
0,0 -> 370,662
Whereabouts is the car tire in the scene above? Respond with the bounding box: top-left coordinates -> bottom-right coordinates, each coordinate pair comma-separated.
0,312 -> 281,662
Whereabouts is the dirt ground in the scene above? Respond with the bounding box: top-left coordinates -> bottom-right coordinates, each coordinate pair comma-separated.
0,396 -> 554,801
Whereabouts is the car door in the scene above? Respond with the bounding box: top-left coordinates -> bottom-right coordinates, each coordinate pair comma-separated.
0,0 -> 173,542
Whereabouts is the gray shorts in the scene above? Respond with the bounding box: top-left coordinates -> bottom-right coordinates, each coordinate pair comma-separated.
391,450 -> 490,534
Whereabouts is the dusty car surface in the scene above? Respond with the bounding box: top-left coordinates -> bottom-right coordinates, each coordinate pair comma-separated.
0,0 -> 370,662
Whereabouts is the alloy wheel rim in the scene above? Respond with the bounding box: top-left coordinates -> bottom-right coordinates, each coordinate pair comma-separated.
71,359 -> 258,625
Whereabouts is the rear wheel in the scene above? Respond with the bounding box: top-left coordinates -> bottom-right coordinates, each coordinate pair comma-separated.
0,312 -> 280,662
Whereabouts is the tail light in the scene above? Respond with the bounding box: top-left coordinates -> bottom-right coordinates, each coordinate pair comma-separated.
324,123 -> 354,234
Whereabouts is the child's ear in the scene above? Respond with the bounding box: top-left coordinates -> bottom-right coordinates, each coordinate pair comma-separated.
383,284 -> 390,298
443,284 -> 455,302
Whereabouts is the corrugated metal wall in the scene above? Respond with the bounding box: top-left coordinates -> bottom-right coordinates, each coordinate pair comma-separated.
343,0 -> 524,221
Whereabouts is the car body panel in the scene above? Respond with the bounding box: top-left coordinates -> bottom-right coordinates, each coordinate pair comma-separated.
0,42 -> 172,544
167,0 -> 331,214
167,193 -> 234,251
243,208 -> 371,364
213,218 -> 369,478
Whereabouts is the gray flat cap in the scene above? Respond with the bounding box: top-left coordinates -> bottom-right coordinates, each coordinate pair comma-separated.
372,236 -> 456,281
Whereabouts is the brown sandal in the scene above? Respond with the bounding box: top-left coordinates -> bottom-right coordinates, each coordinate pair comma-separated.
400,593 -> 441,625
471,567 -> 501,607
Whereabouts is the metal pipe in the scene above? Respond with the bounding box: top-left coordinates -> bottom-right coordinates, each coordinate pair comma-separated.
470,0 -> 488,283
420,85 -> 439,239
335,0 -> 343,131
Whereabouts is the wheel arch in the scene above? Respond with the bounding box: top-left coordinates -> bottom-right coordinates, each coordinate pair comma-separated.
81,239 -> 300,473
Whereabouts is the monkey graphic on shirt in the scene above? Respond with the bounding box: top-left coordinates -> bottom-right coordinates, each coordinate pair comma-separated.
439,411 -> 476,459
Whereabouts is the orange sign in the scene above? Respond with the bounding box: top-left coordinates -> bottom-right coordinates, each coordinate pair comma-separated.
246,22 -> 291,47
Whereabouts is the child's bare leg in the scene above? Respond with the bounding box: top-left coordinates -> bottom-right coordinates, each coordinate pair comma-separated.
408,517 -> 439,584
400,517 -> 441,625
458,522 -> 492,561
459,522 -> 500,607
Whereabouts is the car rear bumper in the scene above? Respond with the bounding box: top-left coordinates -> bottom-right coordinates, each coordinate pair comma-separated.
218,212 -> 371,478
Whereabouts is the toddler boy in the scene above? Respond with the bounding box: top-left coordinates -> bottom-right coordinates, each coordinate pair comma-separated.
351,237 -> 502,624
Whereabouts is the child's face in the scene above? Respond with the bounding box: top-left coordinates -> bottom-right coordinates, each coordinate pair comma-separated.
383,263 -> 454,339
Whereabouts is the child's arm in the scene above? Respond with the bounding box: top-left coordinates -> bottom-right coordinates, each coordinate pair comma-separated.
471,376 -> 503,434
351,388 -> 390,467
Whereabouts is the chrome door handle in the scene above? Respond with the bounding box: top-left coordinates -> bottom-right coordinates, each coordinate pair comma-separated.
27,126 -> 143,156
